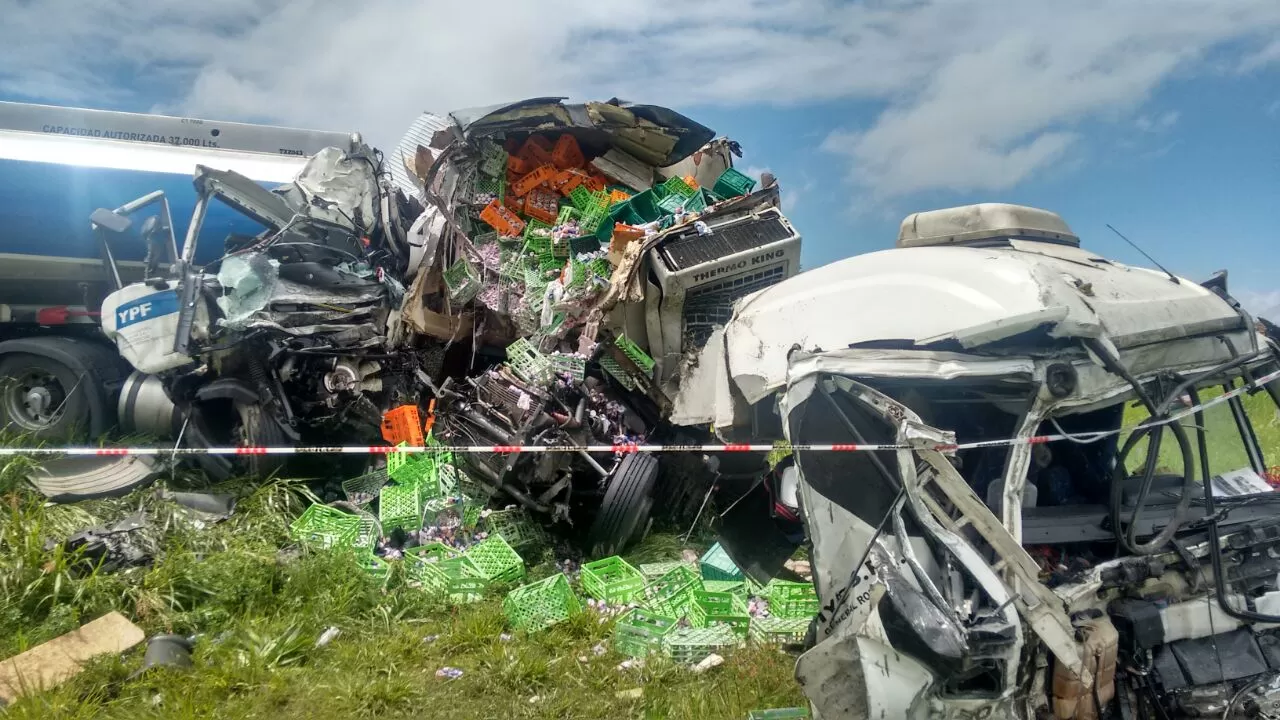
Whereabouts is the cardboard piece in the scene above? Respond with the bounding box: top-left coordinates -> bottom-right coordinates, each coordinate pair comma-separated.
0,611 -> 144,704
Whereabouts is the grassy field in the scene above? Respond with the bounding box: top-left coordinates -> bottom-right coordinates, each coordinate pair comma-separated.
0,462 -> 804,720
1121,383 -> 1280,477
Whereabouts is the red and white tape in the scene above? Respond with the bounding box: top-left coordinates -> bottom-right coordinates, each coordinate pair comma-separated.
2,369 -> 1275,458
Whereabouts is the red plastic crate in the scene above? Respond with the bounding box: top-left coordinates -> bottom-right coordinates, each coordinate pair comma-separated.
512,164 -> 556,198
480,200 -> 526,237
380,405 -> 424,446
552,134 -> 585,170
525,188 -> 560,224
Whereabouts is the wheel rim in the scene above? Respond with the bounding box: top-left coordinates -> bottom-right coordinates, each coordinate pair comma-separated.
3,368 -> 67,431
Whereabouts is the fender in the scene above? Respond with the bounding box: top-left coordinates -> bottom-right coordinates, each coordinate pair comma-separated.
193,377 -> 260,406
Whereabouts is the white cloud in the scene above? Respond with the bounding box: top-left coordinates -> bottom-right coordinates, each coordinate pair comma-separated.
1135,110 -> 1181,132
1238,289 -> 1280,320
2,1 -> 1279,200
1239,39 -> 1280,72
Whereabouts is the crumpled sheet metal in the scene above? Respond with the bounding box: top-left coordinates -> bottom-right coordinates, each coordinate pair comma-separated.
292,147 -> 380,232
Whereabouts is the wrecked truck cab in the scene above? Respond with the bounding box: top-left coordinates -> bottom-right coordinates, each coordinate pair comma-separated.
697,204 -> 1280,718
394,97 -> 802,554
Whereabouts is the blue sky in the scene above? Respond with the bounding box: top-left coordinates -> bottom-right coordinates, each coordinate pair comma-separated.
2,0 -> 1278,316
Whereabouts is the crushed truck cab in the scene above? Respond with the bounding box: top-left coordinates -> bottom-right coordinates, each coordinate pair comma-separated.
692,204 -> 1280,719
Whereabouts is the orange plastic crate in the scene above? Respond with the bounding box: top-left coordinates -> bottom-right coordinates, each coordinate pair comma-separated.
525,188 -> 560,224
585,175 -> 608,192
683,174 -> 699,189
611,224 -> 645,252
608,189 -> 631,205
480,200 -> 526,237
504,192 -> 525,215
552,134 -> 585,170
518,135 -> 554,167
507,154 -> 532,176
512,164 -> 556,197
553,168 -> 589,196
381,405 -> 425,446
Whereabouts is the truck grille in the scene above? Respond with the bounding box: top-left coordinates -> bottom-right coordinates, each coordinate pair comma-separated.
683,265 -> 787,349
660,215 -> 793,271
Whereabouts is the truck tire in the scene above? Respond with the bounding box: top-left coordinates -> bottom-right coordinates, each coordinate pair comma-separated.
183,398 -> 287,482
0,338 -> 124,441
588,453 -> 660,557
235,401 -> 287,480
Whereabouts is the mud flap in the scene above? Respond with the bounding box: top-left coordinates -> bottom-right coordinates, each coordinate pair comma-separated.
29,455 -> 160,502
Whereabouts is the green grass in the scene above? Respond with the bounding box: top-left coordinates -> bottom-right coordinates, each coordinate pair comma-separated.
1121,383 -> 1280,477
0,461 -> 803,719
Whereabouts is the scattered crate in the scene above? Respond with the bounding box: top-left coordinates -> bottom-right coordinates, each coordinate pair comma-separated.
505,338 -> 553,386
613,608 -> 677,658
479,141 -> 507,177
387,453 -> 439,497
513,164 -> 557,197
663,626 -> 740,664
443,258 -> 482,305
569,235 -> 601,255
581,556 -> 645,604
750,616 -> 811,645
638,560 -> 696,581
615,334 -> 655,374
549,352 -> 586,381
587,257 -> 612,283
406,542 -> 461,563
378,482 -> 423,533
553,168 -> 590,196
504,573 -> 582,632
289,504 -> 361,550
607,188 -> 631,205
748,709 -> 810,719
423,496 -> 464,526
765,580 -> 819,619
518,136 -> 554,167
661,175 -> 697,199
713,167 -> 756,198
551,134 -> 584,170
555,204 -> 579,226
703,580 -> 747,600
480,199 -> 526,237
381,405 -> 425,447
524,187 -> 561,224
356,552 -> 392,580
640,565 -> 703,619
342,468 -> 389,507
472,172 -> 505,204
411,555 -> 487,604
569,186 -> 609,215
688,591 -> 750,638
482,509 -> 549,552
599,356 -> 637,391
465,535 -> 525,583
699,542 -> 743,581
507,153 -> 532,176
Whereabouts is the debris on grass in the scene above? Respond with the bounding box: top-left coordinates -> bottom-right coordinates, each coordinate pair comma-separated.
435,666 -> 464,680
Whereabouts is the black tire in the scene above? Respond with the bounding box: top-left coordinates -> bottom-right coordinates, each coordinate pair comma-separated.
235,402 -> 287,480
0,352 -> 93,440
588,453 -> 660,557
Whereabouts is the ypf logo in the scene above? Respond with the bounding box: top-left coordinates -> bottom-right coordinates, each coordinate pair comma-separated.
114,291 -> 179,329
118,303 -> 153,326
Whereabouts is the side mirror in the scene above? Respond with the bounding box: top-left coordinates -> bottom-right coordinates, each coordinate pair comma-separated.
91,208 -> 132,234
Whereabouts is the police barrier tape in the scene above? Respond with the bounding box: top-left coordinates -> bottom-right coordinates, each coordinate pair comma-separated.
2,369 -> 1276,458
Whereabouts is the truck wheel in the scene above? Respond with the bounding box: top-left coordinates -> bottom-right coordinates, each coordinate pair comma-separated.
588,453 -> 660,557
183,399 -> 287,481
0,352 -> 94,440
235,402 -> 287,480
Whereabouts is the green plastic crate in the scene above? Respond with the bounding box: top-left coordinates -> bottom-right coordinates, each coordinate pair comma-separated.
703,580 -> 748,600
353,515 -> 380,551
479,141 -> 507,177
482,510 -> 549,552
750,616 -> 811,645
464,534 -> 525,583
410,555 -> 487,603
661,175 -> 697,199
569,186 -> 609,214
550,352 -> 586,381
461,500 -> 483,530
378,482 -> 423,532
688,591 -> 750,638
568,235 -> 601,255
613,607 -> 677,658
423,496 -> 464,525
406,542 -> 461,563
290,504 -> 361,550
581,556 -> 645,604
748,709 -> 810,719
640,565 -> 703,619
387,450 -> 440,495
443,258 -> 482,305
555,204 -> 578,225
588,258 -> 612,281
503,573 -> 582,632
342,468 -> 389,507
599,356 -> 637,390
506,338 -> 553,385
712,167 -> 756,198
613,189 -> 664,224
638,560 -> 696,581
699,542 -> 743,581
765,580 -> 819,619
473,172 -> 505,203
663,626 -> 740,664
615,334 -> 655,374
